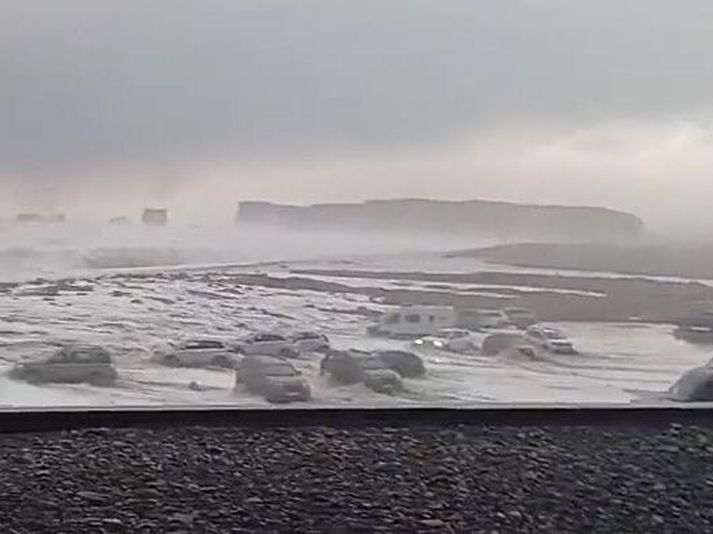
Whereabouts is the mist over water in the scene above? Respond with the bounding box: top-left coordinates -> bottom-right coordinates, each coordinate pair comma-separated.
0,219 -> 499,282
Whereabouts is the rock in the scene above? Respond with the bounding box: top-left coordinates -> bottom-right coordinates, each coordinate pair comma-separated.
167,513 -> 195,528
101,518 -> 124,531
77,490 -> 109,504
0,425 -> 713,532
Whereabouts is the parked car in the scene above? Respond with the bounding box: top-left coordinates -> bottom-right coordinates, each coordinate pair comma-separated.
503,307 -> 537,329
525,325 -> 577,354
413,328 -> 478,353
156,339 -> 238,368
235,355 -> 311,403
375,350 -> 426,378
320,350 -> 402,394
234,333 -> 299,358
9,344 -> 118,386
289,331 -> 330,353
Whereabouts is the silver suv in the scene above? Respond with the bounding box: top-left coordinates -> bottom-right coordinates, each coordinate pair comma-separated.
10,345 -> 118,386
320,350 -> 402,394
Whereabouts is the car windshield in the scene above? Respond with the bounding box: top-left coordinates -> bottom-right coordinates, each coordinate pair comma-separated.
74,352 -> 111,363
445,331 -> 467,338
263,365 -> 298,377
253,334 -> 286,342
544,330 -> 566,340
294,333 -> 320,340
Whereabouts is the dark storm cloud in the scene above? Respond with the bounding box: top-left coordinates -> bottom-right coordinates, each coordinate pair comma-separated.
2,0 -> 713,182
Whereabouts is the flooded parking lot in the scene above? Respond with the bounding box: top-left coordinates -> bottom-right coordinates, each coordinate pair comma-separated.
1,253 -> 711,408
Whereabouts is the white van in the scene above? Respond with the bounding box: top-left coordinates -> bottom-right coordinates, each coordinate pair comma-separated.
367,306 -> 457,338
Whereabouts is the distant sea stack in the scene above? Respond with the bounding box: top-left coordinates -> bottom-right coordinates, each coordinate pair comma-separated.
142,208 -> 168,226
16,213 -> 66,224
235,199 -> 645,240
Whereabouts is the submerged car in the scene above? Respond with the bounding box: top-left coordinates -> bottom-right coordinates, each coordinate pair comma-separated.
525,325 -> 578,354
9,344 -> 118,386
669,364 -> 713,401
234,333 -> 299,358
320,350 -> 402,394
375,349 -> 426,378
235,355 -> 311,403
413,328 -> 478,353
156,339 -> 238,368
289,331 -> 330,353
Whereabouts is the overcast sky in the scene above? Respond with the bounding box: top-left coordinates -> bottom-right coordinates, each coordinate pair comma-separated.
2,1 -> 713,229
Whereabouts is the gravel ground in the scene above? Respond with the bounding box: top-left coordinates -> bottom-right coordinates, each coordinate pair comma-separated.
2,423 -> 713,533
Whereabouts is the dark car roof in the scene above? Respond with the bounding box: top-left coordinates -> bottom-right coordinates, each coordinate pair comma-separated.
57,345 -> 112,362
292,331 -> 324,339
182,339 -> 225,349
249,333 -> 288,342
244,354 -> 292,366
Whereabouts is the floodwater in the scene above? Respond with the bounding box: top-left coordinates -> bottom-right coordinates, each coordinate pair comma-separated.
0,222 -> 710,408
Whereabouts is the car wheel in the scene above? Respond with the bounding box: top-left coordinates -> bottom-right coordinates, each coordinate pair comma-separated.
164,354 -> 180,367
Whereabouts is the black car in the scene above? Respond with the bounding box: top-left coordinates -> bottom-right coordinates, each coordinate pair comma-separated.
374,350 -> 426,378
320,350 -> 402,394
235,354 -> 311,403
9,345 -> 118,386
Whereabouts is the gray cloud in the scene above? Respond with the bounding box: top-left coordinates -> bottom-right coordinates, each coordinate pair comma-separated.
1,1 -> 713,224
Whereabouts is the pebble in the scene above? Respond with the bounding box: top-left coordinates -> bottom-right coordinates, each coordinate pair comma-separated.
0,423 -> 711,532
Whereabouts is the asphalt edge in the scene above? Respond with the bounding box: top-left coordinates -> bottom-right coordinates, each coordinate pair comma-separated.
2,405 -> 713,433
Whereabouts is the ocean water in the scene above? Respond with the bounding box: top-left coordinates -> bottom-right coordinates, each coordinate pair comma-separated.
0,221 -> 708,408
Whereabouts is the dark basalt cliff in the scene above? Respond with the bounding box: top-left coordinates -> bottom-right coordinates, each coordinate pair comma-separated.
236,199 -> 644,240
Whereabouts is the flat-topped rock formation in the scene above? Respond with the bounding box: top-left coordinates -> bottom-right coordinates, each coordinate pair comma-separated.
236,199 -> 644,241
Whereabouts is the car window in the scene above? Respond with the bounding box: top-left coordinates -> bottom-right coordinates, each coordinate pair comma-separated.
544,330 -> 565,340
404,314 -> 421,323
47,352 -> 69,364
384,313 -> 400,325
294,333 -> 320,340
185,340 -> 224,350
254,334 -> 286,342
